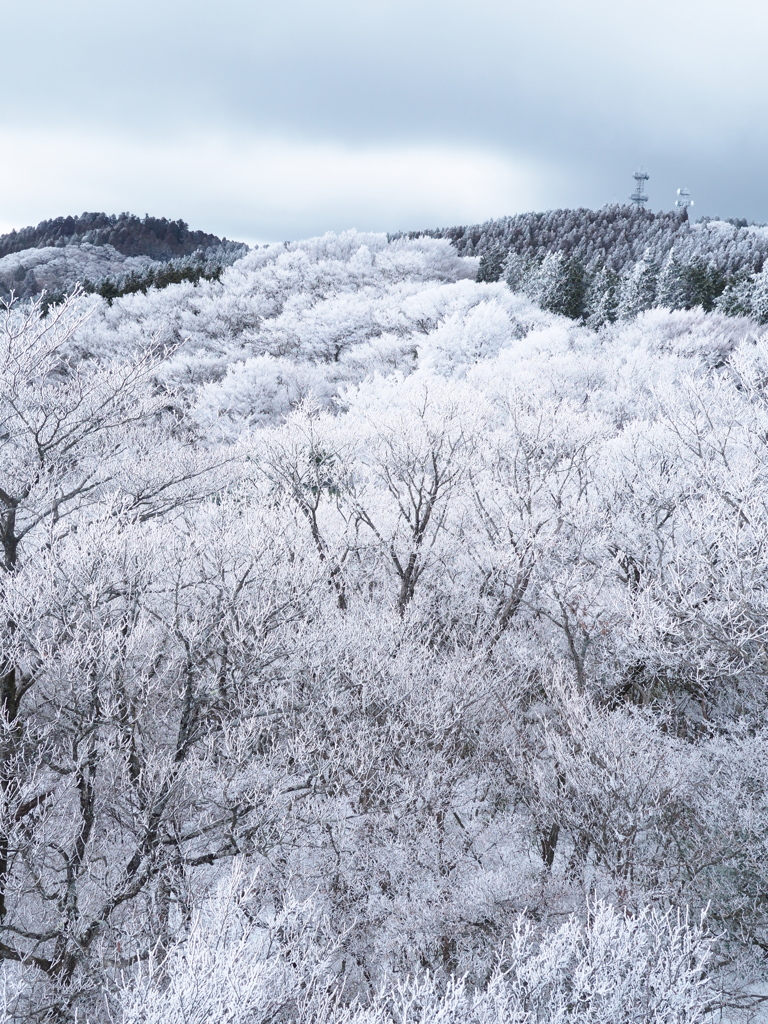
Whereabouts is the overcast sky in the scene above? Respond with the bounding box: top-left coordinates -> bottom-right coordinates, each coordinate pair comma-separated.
0,0 -> 766,242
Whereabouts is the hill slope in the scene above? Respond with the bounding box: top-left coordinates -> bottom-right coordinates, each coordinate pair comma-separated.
0,212 -> 245,261
0,212 -> 248,300
1,228 -> 766,1021
407,205 -> 768,322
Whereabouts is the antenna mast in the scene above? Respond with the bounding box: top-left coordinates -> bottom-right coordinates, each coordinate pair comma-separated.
675,187 -> 694,211
630,169 -> 650,207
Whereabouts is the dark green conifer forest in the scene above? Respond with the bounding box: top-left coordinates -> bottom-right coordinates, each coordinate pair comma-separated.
400,206 -> 768,324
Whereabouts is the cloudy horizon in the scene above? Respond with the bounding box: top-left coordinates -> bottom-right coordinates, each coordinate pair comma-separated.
1,0 -> 766,242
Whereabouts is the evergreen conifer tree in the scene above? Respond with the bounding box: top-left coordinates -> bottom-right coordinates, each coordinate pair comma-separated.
617,257 -> 659,319
585,262 -> 620,327
476,245 -> 506,282
750,265 -> 768,323
716,274 -> 754,317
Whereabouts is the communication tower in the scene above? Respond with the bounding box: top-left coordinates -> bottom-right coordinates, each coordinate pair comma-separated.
630,169 -> 650,206
675,187 -> 694,211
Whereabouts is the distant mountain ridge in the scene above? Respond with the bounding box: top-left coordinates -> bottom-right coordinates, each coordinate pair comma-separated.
0,212 -> 249,301
407,206 -> 693,264
405,206 -> 767,270
0,212 -> 246,262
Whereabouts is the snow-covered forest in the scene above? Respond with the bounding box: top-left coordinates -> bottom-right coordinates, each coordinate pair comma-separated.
0,214 -> 247,303
417,206 -> 768,323
3,224 -> 768,1023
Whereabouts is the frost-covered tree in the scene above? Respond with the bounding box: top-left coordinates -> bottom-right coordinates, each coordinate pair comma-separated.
617,256 -> 659,319
1,230 -> 768,1022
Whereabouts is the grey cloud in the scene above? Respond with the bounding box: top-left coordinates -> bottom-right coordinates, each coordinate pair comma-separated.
1,0 -> 767,234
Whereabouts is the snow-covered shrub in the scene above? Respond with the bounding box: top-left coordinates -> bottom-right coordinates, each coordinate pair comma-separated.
108,872 -> 716,1024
